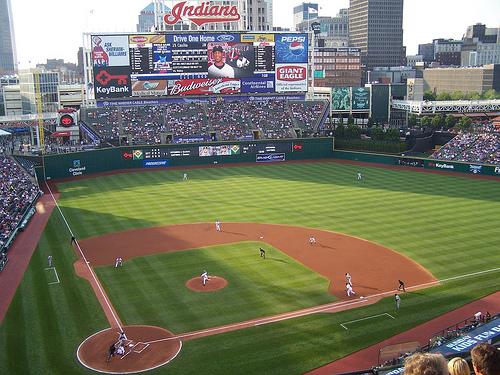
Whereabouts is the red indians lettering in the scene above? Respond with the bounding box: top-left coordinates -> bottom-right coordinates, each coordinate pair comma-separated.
163,1 -> 241,26
277,66 -> 306,81
170,78 -> 223,95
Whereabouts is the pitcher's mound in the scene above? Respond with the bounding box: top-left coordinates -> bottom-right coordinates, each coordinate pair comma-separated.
186,275 -> 228,292
77,325 -> 181,373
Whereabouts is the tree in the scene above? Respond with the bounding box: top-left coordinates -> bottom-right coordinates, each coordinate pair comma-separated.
335,123 -> 345,138
431,114 -> 444,130
482,89 -> 498,100
444,115 -> 457,130
421,116 -> 432,129
385,129 -> 401,142
436,92 -> 451,101
408,114 -> 417,128
423,90 -> 436,101
371,127 -> 385,141
456,116 -> 472,131
469,92 -> 481,100
450,91 -> 464,100
344,124 -> 361,139
347,115 -> 355,125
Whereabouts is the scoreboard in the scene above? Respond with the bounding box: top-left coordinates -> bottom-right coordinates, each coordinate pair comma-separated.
91,32 -> 308,99
122,142 -> 300,162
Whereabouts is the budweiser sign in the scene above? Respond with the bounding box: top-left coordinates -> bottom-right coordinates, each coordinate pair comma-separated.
169,78 -> 241,96
163,1 -> 241,27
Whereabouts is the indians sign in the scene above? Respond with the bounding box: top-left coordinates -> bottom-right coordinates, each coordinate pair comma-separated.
163,1 -> 241,27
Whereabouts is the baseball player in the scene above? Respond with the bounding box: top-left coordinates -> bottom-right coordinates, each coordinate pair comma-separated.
259,247 -> 266,259
115,257 -> 123,268
71,235 -> 76,244
309,235 -> 316,245
395,293 -> 401,309
357,172 -> 362,180
346,283 -> 356,296
201,270 -> 209,286
47,255 -> 52,268
398,279 -> 406,292
345,272 -> 352,286
183,173 -> 188,181
215,219 -> 221,232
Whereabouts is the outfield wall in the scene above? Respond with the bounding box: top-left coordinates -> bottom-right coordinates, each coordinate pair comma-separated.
333,150 -> 500,177
39,138 -> 335,180
35,139 -> 500,180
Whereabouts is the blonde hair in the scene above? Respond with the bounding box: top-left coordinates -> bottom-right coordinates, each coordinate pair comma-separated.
448,357 -> 470,375
403,352 -> 449,375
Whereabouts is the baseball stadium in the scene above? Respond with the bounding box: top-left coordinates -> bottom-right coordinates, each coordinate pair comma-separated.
1,13 -> 500,375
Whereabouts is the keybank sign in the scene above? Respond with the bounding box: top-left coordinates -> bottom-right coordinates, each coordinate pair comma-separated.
495,166 -> 500,175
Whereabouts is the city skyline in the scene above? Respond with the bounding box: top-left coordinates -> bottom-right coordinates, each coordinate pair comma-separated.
10,0 -> 500,66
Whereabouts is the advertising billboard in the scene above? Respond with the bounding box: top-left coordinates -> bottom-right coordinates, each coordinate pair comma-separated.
91,32 -> 308,99
331,87 -> 351,111
352,87 -> 370,110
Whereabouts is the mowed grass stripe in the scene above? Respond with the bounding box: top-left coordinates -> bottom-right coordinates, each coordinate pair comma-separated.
96,242 -> 334,332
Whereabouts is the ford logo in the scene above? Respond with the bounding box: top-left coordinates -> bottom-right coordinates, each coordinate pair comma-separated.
217,35 -> 235,42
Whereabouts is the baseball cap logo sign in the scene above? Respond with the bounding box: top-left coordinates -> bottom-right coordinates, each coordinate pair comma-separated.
163,1 -> 241,26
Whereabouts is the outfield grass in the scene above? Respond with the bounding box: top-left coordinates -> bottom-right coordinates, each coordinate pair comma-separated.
1,161 -> 499,374
95,242 -> 336,332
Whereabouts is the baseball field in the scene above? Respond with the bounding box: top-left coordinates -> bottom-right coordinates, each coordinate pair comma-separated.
0,160 -> 499,374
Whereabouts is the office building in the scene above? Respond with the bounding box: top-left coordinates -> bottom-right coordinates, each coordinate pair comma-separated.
0,0 -> 17,74
0,75 -> 19,116
423,64 -> 500,94
462,23 -> 500,67
313,47 -> 362,87
18,69 -> 60,114
293,3 -> 319,30
297,9 -> 349,47
432,39 -> 462,66
418,43 -> 434,64
349,0 -> 404,69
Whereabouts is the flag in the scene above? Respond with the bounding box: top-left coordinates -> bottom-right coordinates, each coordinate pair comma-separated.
308,7 -> 318,14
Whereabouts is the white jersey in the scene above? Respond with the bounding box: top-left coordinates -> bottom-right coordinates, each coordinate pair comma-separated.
208,63 -> 235,78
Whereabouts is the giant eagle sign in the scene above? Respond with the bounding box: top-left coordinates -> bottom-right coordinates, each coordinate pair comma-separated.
163,1 -> 241,26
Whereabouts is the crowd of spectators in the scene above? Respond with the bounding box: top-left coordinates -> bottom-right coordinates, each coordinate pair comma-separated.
376,312 -> 497,374
0,119 -> 56,130
430,123 -> 500,165
83,100 -> 328,145
0,154 -> 40,253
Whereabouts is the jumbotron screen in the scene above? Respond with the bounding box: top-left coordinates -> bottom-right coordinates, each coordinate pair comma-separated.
91,32 -> 308,99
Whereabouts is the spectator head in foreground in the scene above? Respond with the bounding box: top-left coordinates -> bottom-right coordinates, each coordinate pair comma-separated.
448,357 -> 471,375
403,352 -> 448,375
471,343 -> 500,375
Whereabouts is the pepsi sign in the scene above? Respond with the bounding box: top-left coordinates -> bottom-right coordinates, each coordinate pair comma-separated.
275,34 -> 308,63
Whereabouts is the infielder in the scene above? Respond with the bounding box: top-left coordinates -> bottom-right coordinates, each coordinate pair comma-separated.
395,293 -> 401,309
309,235 -> 316,245
201,270 -> 209,286
346,283 -> 356,296
259,247 -> 266,259
115,257 -> 123,268
215,219 -> 221,232
345,272 -> 352,286
398,279 -> 406,292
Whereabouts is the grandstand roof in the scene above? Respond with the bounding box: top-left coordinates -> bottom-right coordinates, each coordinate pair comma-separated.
392,99 -> 500,115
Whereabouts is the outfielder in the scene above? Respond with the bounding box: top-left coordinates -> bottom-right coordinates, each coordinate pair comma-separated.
357,172 -> 362,180
183,173 -> 188,181
47,255 -> 52,268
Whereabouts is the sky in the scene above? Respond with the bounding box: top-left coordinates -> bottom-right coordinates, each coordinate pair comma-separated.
10,0 -> 500,66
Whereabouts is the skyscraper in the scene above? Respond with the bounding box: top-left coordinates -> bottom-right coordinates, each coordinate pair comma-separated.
0,0 -> 17,74
349,0 -> 404,70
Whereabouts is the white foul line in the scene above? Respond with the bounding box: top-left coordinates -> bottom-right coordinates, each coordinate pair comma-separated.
144,265 -> 500,345
45,267 -> 60,285
44,181 -> 123,332
340,313 -> 395,330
